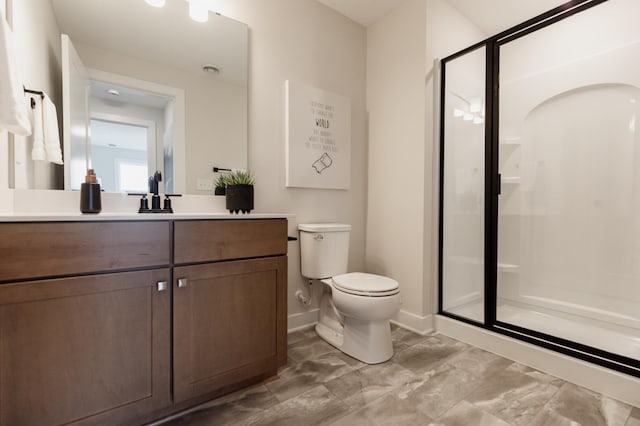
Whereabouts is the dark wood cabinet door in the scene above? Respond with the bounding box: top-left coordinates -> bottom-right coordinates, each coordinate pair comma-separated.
0,269 -> 171,426
173,256 -> 287,403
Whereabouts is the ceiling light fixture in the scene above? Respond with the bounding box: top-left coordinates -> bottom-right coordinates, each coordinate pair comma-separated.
188,0 -> 209,23
202,64 -> 221,74
144,0 -> 166,7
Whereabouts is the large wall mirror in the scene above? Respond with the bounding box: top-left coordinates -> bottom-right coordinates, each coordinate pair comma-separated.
11,0 -> 248,194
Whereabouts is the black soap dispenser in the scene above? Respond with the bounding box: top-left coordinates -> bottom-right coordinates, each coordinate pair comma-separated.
80,169 -> 102,214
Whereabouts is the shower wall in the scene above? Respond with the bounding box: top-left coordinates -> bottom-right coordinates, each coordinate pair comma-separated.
499,84 -> 640,327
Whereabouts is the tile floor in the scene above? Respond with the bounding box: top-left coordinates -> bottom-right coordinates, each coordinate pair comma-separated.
161,326 -> 640,426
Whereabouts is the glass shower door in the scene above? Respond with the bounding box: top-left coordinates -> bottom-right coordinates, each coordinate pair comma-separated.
496,0 -> 640,362
440,46 -> 486,323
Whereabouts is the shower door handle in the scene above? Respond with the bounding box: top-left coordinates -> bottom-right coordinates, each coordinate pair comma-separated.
496,173 -> 502,195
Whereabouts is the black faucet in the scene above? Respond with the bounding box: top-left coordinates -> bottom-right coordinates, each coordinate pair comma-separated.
129,170 -> 181,213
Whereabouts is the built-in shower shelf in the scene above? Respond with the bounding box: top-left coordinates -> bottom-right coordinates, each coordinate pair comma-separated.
445,256 -> 519,273
499,137 -> 522,147
501,176 -> 521,184
498,263 -> 519,273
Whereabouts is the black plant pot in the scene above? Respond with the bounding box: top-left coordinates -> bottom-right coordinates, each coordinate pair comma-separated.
226,184 -> 254,214
214,186 -> 226,196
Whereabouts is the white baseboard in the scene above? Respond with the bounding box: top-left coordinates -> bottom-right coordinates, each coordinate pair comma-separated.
288,308 -> 434,336
391,310 -> 434,335
287,309 -> 319,333
436,315 -> 640,408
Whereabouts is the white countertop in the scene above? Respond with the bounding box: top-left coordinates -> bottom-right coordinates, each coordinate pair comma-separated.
0,212 -> 293,222
0,189 -> 294,222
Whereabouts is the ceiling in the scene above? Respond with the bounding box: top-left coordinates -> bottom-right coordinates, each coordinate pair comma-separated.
316,0 -> 567,33
315,0 -> 405,27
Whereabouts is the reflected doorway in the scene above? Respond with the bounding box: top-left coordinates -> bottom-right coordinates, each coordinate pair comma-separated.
89,117 -> 154,193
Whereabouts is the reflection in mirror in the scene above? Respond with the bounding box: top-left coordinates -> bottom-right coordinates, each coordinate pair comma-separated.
90,118 -> 151,193
11,0 -> 248,194
85,80 -> 174,193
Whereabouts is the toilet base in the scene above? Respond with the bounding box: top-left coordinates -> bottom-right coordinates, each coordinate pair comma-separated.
341,317 -> 394,364
315,321 -> 343,348
315,292 -> 394,364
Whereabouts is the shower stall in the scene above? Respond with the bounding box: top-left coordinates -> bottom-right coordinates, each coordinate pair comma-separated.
439,0 -> 640,377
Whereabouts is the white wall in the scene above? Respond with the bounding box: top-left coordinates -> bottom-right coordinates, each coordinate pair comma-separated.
366,0 -> 427,331
221,0 -> 368,327
366,0 -> 484,333
0,0 -> 8,192
10,0 -> 62,189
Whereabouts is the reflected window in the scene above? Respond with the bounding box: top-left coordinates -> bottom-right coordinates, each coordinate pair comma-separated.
116,160 -> 148,193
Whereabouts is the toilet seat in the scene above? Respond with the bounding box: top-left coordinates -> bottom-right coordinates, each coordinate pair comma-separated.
331,272 -> 399,297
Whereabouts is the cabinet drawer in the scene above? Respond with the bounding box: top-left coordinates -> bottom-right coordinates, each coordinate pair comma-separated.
0,221 -> 170,281
174,219 -> 287,264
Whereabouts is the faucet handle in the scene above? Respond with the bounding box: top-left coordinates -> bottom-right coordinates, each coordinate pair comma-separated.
128,193 -> 150,213
162,193 -> 182,213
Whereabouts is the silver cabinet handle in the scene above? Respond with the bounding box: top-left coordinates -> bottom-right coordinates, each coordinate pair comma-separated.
157,281 -> 168,292
178,278 -> 188,288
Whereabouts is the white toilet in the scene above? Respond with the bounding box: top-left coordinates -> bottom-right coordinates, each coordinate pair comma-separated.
298,223 -> 401,364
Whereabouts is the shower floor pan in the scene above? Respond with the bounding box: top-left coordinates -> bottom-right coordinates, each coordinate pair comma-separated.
448,300 -> 640,362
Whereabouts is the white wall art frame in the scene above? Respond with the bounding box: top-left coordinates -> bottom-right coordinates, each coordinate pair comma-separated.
284,80 -> 350,189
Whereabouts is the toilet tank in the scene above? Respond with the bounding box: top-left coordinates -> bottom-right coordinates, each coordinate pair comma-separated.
298,223 -> 351,279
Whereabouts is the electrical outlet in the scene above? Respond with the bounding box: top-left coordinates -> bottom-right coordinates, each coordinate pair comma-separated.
196,178 -> 213,191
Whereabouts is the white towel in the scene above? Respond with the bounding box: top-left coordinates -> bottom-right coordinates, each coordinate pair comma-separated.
30,94 -> 63,164
0,9 -> 31,135
42,94 -> 63,164
30,95 -> 45,161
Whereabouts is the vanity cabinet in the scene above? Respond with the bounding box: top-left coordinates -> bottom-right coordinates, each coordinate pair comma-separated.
0,218 -> 288,426
0,221 -> 172,426
173,219 -> 288,403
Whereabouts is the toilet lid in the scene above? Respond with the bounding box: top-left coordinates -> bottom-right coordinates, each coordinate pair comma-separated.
332,272 -> 399,296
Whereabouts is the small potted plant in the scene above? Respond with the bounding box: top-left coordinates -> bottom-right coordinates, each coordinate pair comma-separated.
214,174 -> 229,196
225,169 -> 255,214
